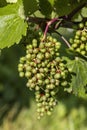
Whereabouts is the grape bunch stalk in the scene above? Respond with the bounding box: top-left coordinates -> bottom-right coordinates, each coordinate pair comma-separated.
18,35 -> 71,119
70,21 -> 87,57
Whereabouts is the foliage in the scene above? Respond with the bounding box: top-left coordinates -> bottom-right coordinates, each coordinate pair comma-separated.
0,0 -> 87,119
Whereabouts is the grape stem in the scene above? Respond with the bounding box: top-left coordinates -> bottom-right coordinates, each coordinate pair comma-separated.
54,30 -> 71,48
42,18 -> 59,41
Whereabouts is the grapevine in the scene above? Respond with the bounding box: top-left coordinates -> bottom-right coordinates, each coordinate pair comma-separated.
0,0 -> 87,120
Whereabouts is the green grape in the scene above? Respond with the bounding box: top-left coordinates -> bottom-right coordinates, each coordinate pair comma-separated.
32,39 -> 37,47
37,53 -> 44,60
54,73 -> 61,79
25,71 -> 32,78
19,72 -> 24,77
70,21 -> 87,57
79,23 -> 84,29
45,52 -> 50,58
18,34 -> 71,118
81,36 -> 86,42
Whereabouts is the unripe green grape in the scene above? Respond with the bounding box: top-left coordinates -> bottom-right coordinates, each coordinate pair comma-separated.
38,79 -> 43,85
18,67 -> 23,72
32,77 -> 37,82
32,54 -> 36,59
45,52 -> 50,58
30,83 -> 35,88
59,63 -> 64,67
19,72 -> 24,77
47,111 -> 52,116
37,103 -> 42,107
55,79 -> 60,86
20,57 -> 26,63
40,48 -> 46,53
26,53 -> 31,59
81,36 -> 86,41
55,42 -> 61,47
40,112 -> 44,117
47,84 -> 55,89
32,68 -> 37,74
32,39 -> 37,47
75,35 -> 79,39
61,71 -> 66,77
33,48 -> 38,54
80,44 -> 85,50
47,36 -> 53,41
39,42 -> 45,49
18,63 -> 23,68
41,108 -> 45,113
61,81 -> 68,86
36,73 -> 42,79
37,53 -> 44,60
85,44 -> 87,51
76,30 -> 81,36
72,43 -> 77,48
44,68 -> 49,72
42,95 -> 47,101
80,51 -> 86,55
35,85 -> 40,91
26,66 -> 32,71
79,23 -> 84,29
37,108 -> 41,113
50,91 -> 56,96
25,71 -> 32,78
46,93 -> 50,98
41,62 -> 46,67
76,48 -> 80,53
45,79 -> 50,84
37,58 -> 41,64
54,73 -> 61,79
82,31 -> 86,36
45,42 -> 51,47
26,44 -> 33,49
50,79 -> 55,84
53,38 -> 57,43
85,21 -> 87,26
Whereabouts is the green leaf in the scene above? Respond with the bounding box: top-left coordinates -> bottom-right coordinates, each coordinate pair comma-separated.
81,7 -> 87,17
39,0 -> 53,17
23,0 -> 38,15
68,57 -> 87,98
0,0 -> 28,49
48,0 -> 55,6
54,0 -> 85,16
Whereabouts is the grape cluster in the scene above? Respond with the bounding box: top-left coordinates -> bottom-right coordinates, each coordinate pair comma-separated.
70,21 -> 87,57
18,35 -> 70,119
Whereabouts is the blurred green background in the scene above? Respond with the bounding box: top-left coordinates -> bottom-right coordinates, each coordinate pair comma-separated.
0,41 -> 87,130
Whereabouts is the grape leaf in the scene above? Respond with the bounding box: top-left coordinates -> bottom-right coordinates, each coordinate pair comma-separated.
23,0 -> 38,15
67,57 -> 87,98
54,0 -> 86,16
81,7 -> 87,17
48,0 -> 55,6
38,0 -> 53,17
0,0 -> 28,49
